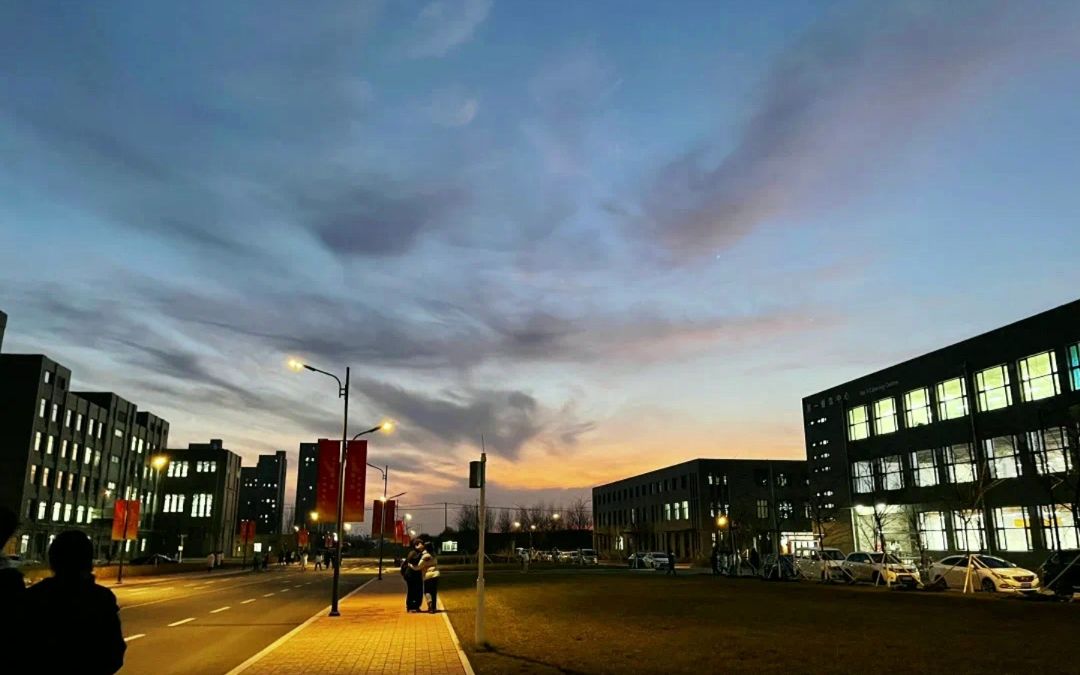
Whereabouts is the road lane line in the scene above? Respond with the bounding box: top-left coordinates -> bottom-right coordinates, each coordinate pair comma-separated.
210,606 -> 230,614
280,588 -> 290,593
168,618 -> 195,627
241,599 -> 256,604
262,592 -> 275,597
126,588 -> 149,594
124,634 -> 146,642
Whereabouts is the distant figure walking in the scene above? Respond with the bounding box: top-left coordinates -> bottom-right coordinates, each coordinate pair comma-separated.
313,553 -> 323,571
410,540 -> 440,613
0,507 -> 26,639
750,548 -> 761,574
666,549 -> 677,576
300,551 -> 308,571
402,539 -> 424,612
262,553 -> 269,571
25,530 -> 126,674
207,552 -> 215,573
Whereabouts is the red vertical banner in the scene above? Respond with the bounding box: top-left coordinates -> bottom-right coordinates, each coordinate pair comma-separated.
372,501 -> 384,536
343,440 -> 367,522
297,529 -> 309,547
238,520 -> 256,541
316,438 -> 340,521
371,499 -> 397,536
111,500 -> 140,541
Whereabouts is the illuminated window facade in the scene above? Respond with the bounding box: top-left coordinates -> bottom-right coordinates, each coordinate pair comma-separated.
1039,505 -> 1079,550
936,377 -> 969,420
975,364 -> 1012,412
1018,351 -> 1060,402
873,398 -> 897,435
945,444 -> 976,484
993,506 -> 1032,552
912,450 -> 938,487
1069,344 -> 1080,391
952,510 -> 985,551
985,436 -> 1020,479
879,455 -> 903,491
918,511 -> 948,550
847,405 -> 870,441
853,461 -> 874,494
1029,427 -> 1072,475
903,387 -> 932,428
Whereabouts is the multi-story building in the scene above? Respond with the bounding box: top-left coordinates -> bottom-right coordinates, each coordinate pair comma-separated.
803,298 -> 1080,568
293,442 -> 319,529
592,459 -> 812,561
155,439 -> 241,559
237,451 -> 287,535
0,353 -> 170,560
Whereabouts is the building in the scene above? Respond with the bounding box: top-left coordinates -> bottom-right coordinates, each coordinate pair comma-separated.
592,458 -> 812,561
155,439 -> 241,559
237,451 -> 287,535
293,442 -> 319,529
0,353 -> 170,560
803,299 -> 1080,568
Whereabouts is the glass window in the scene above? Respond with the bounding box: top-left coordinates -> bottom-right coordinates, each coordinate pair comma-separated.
852,461 -> 874,494
903,387 -> 932,428
34,432 -> 42,452
993,506 -> 1031,552
63,504 -> 73,522
681,500 -> 689,520
1029,427 -> 1073,475
975,365 -> 1012,412
41,467 -> 50,487
985,436 -> 1020,479
1018,351 -> 1060,402
65,409 -> 71,427
1039,505 -> 1079,550
952,510 -> 986,551
936,377 -> 969,420
918,511 -> 948,550
39,399 -> 46,418
60,440 -> 67,459
76,505 -> 85,524
756,499 -> 769,519
847,405 -> 870,441
1070,344 -> 1080,391
46,436 -> 54,454
912,450 -> 938,487
945,444 -> 976,483
51,404 -> 58,422
44,371 -> 51,384
871,398 -> 896,435
37,502 -> 47,520
879,455 -> 903,490
51,502 -> 62,521
29,465 -> 38,484
76,414 -> 83,431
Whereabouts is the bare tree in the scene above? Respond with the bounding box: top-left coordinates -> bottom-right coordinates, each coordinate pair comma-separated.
455,504 -> 478,533
527,503 -> 547,531
495,508 -> 513,534
514,504 -> 530,529
567,497 -> 591,530
806,492 -> 840,549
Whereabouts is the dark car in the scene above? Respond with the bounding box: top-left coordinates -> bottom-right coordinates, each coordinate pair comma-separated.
1038,551 -> 1080,596
129,554 -> 178,566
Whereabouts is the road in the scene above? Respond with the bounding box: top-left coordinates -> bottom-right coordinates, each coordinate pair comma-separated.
114,562 -> 374,675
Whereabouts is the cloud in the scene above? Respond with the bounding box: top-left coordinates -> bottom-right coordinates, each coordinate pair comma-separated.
633,1 -> 1080,259
429,86 -> 480,127
405,0 -> 493,58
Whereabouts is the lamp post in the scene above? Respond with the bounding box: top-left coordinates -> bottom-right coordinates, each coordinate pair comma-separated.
151,455 -> 168,553
354,422 -> 395,580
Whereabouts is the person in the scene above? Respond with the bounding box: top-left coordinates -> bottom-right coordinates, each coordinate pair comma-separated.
323,550 -> 332,571
410,540 -> 440,613
215,550 -> 223,568
749,548 -> 761,573
207,552 -> 215,573
300,550 -> 308,571
313,551 -> 323,571
711,545 -> 720,576
666,549 -> 677,576
0,507 -> 26,639
25,530 -> 126,674
402,539 -> 424,612
262,553 -> 269,571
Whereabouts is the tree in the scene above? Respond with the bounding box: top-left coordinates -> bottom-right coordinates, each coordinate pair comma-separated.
806,492 -> 840,549
455,504 -> 477,533
567,497 -> 591,531
495,508 -> 513,534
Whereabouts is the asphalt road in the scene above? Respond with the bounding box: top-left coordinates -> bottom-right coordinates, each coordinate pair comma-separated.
114,562 -> 373,675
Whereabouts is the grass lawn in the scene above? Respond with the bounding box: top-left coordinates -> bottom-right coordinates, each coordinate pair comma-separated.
439,569 -> 1079,674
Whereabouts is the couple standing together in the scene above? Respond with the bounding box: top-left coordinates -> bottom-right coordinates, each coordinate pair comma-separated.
402,538 -> 439,613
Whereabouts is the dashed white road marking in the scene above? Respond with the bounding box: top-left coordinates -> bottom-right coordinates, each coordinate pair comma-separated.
124,634 -> 146,642
168,618 -> 195,627
241,599 -> 256,604
263,592 -> 275,597
210,606 -> 230,614
280,588 -> 291,593
127,588 -> 149,594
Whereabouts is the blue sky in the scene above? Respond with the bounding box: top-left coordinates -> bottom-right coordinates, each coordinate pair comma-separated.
3,0 -> 1079,516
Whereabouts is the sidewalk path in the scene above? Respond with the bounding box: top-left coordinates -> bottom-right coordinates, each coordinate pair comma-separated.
234,574 -> 469,675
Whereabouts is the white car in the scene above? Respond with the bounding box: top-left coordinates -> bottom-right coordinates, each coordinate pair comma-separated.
929,554 -> 1040,593
578,549 -> 598,565
644,552 -> 670,570
842,552 -> 922,586
795,548 -> 846,580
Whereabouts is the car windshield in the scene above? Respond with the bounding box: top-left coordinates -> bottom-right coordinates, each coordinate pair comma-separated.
650,552 -> 668,558
821,550 -> 844,561
581,550 -> 596,555
977,556 -> 1015,569
868,553 -> 902,564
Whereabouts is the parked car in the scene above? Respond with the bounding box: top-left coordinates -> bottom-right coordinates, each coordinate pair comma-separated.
5,554 -> 42,568
564,550 -> 582,564
929,554 -> 1039,593
579,548 -> 599,565
1038,551 -> 1080,597
627,552 -> 648,569
129,554 -> 178,566
644,552 -> 670,570
794,548 -> 846,580
537,550 -> 554,562
842,552 -> 921,586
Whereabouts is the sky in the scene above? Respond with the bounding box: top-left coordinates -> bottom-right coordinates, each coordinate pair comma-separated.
3,1 -> 1080,525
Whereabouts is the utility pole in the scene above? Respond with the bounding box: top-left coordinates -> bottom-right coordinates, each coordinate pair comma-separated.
444,502 -> 448,534
469,445 -> 487,647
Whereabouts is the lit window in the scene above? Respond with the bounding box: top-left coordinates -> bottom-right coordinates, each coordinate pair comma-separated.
945,444 -> 976,483
975,365 -> 1012,412
76,506 -> 85,523
41,467 -> 50,487
34,432 -> 42,452
756,499 -> 769,519
115,429 -> 123,439
65,410 -> 71,427
911,450 -> 938,487
51,404 -> 58,422
29,465 -> 38,484
76,414 -> 83,431
936,377 -> 969,420
1029,428 -> 1072,474
37,502 -> 47,520
852,460 -> 874,494
51,502 -> 62,521
952,510 -> 985,551
63,504 -> 73,522
56,470 -> 64,489
87,419 -> 94,436
83,447 -> 92,464
777,501 -> 793,520
46,436 -> 54,455
985,436 -> 1020,479
44,371 -> 51,384
1040,505 -> 1079,550
879,456 -> 903,491
903,388 -> 932,428
681,500 -> 689,520
917,511 -> 948,550
60,440 -> 68,459
993,506 -> 1031,552
168,461 -> 190,478
1070,344 -> 1080,391
847,405 -> 870,441
39,399 -> 46,418
873,398 -> 897,435
1018,351 -> 1060,402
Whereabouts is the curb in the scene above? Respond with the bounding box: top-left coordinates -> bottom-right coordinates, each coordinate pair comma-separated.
224,576 -> 377,675
438,597 -> 476,675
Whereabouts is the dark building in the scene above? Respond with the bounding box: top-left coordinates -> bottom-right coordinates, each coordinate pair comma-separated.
592,458 -> 812,561
803,298 -> 1080,568
293,442 -> 319,529
155,439 -> 241,559
237,451 -> 287,535
0,353 -> 170,560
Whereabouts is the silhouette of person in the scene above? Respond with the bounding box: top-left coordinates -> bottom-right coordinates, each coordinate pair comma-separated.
666,548 -> 677,576
0,507 -> 26,640
25,530 -> 126,674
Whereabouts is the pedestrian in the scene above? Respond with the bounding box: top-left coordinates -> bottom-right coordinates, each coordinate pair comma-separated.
0,507 -> 26,640
750,548 -> 761,574
402,539 -> 424,612
313,552 -> 323,571
666,549 -> 677,576
25,530 -> 126,674
300,550 -> 308,571
409,540 -> 440,613
207,552 -> 215,573
323,550 -> 332,571
215,550 -> 223,568
711,545 -> 720,576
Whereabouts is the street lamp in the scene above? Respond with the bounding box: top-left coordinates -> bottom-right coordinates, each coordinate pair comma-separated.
354,423 -> 395,581
290,358 -> 350,617
150,455 -> 168,551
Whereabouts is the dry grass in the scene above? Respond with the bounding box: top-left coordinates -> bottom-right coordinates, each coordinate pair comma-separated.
439,568 -> 1079,675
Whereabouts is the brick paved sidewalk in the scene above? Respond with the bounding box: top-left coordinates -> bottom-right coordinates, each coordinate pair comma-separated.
236,574 -> 469,675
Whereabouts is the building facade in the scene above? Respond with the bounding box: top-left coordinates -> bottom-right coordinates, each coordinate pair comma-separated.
155,439 -> 241,559
592,459 -> 812,561
293,442 -> 318,529
803,299 -> 1080,568
237,451 -> 287,535
0,354 -> 170,560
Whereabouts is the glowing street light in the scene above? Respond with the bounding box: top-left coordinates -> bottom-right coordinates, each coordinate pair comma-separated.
405,513 -> 413,521
151,455 -> 168,470
716,515 -> 729,528
512,521 -> 521,529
